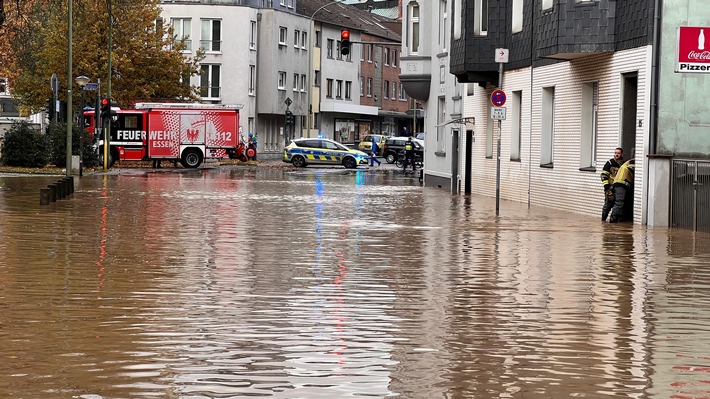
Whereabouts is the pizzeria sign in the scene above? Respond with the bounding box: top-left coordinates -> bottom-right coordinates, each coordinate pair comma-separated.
677,26 -> 710,73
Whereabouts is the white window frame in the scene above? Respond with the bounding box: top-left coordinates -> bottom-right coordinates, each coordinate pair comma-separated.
250,21 -> 257,49
408,3 -> 420,54
511,91 -> 522,161
279,27 -> 287,46
541,86 -> 555,165
512,0 -> 523,33
336,80 -> 343,99
294,30 -> 300,48
171,18 -> 192,52
437,97 -> 447,154
327,39 -> 334,58
200,19 -> 221,52
326,78 -> 333,98
293,73 -> 299,91
399,83 -> 407,100
580,82 -> 599,168
200,64 -> 221,99
301,31 -> 307,49
345,81 -> 352,100
392,83 -> 397,101
384,81 -> 389,99
440,0 -> 448,50
474,0 -> 488,36
300,74 -> 306,92
360,77 -> 364,96
248,65 -> 255,96
367,78 -> 373,97
278,71 -> 287,90
384,48 -> 390,66
392,50 -> 397,67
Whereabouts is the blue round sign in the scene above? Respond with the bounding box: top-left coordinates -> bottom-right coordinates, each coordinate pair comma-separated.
491,89 -> 507,107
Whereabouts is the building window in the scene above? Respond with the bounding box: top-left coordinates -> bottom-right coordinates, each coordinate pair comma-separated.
580,82 -> 599,168
437,97 -> 446,153
293,73 -> 299,91
200,64 -> 221,98
278,71 -> 286,90
542,0 -> 553,10
336,40 -> 342,60
301,31 -> 307,49
541,86 -> 555,166
248,65 -> 255,95
327,39 -> 334,58
486,101 -> 493,158
326,78 -> 333,97
360,77 -> 364,96
367,78 -> 372,97
392,83 -> 397,100
250,21 -> 257,49
171,18 -> 192,51
315,70 -> 321,87
439,0 -> 448,50
336,80 -> 343,99
384,48 -> 390,65
345,81 -> 352,100
392,50 -> 397,67
399,83 -> 407,100
301,74 -> 307,92
474,0 -> 488,36
279,27 -> 287,46
511,91 -> 522,161
200,19 -> 221,52
453,0 -> 462,39
294,30 -> 300,48
367,44 -> 373,62
384,81 -> 389,99
512,0 -> 523,33
408,3 -> 420,53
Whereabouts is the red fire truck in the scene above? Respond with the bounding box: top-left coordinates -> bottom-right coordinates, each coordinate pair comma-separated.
86,102 -> 243,168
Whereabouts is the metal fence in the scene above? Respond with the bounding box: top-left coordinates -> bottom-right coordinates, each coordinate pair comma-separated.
671,159 -> 710,232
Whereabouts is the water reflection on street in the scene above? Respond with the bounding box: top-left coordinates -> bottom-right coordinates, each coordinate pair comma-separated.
2,166 -> 710,398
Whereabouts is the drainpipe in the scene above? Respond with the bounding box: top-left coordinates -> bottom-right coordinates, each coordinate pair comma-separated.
649,0 -> 661,155
255,12 -> 261,148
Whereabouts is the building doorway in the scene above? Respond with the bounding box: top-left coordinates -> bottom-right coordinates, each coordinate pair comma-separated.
621,73 -> 638,159
464,130 -> 473,194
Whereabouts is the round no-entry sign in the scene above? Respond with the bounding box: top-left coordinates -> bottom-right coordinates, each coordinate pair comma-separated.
491,89 -> 507,107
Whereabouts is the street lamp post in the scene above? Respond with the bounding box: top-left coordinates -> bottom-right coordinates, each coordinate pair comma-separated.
307,0 -> 345,138
75,75 -> 89,176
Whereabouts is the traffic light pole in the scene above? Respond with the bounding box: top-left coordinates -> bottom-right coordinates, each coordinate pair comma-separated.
65,0 -> 73,177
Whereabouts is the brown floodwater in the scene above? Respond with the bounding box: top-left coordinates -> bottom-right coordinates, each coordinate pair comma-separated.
2,166 -> 710,399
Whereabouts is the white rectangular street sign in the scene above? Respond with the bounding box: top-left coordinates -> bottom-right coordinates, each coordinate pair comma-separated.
495,48 -> 509,63
491,107 -> 507,120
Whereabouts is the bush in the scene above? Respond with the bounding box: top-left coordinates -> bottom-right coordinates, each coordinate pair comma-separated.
0,121 -> 50,167
46,122 -> 100,168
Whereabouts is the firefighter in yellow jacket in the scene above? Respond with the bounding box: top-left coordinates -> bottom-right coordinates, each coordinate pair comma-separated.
609,159 -> 635,223
601,147 -> 623,221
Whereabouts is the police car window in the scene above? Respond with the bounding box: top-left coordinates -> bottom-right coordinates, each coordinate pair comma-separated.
323,141 -> 341,150
303,140 -> 322,148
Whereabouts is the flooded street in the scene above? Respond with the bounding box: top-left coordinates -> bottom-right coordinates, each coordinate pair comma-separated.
2,166 -> 710,399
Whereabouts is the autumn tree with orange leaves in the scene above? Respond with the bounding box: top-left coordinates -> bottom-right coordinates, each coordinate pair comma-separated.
0,0 -> 204,115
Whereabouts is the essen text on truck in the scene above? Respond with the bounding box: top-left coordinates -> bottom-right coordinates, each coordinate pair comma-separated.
84,102 -> 243,168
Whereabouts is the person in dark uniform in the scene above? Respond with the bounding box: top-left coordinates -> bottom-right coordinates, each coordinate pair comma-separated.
601,147 -> 623,221
402,136 -> 416,172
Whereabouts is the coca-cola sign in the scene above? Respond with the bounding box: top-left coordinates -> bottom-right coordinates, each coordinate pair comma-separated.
677,26 -> 710,73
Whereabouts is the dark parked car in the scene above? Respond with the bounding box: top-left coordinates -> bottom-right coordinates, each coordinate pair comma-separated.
382,136 -> 424,164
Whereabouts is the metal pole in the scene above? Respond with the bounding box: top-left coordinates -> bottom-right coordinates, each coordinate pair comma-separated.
412,99 -> 416,135
66,0 -> 73,177
495,62 -> 503,216
104,0 -> 112,171
79,88 -> 84,176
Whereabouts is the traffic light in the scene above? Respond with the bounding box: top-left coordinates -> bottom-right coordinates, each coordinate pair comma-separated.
100,97 -> 111,120
340,30 -> 350,56
285,110 -> 294,126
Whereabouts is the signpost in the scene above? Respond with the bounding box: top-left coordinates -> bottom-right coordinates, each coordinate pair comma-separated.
494,49 -> 509,216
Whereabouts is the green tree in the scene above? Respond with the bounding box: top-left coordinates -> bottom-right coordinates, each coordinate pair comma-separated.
0,0 -> 203,114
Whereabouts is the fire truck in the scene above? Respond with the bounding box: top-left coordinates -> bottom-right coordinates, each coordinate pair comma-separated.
85,102 -> 243,168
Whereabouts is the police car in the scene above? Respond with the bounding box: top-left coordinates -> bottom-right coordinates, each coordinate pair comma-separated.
283,138 -> 370,169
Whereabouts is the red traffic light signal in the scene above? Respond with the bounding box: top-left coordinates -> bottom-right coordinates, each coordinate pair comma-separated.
340,30 -> 351,56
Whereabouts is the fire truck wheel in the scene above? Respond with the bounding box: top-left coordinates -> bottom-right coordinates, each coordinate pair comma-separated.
291,155 -> 307,168
342,156 -> 357,169
181,148 -> 203,168
99,149 -> 117,168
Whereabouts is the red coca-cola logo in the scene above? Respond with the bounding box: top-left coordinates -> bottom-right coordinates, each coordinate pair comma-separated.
688,51 -> 710,60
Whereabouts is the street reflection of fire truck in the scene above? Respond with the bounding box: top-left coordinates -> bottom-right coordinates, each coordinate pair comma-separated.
85,103 -> 242,168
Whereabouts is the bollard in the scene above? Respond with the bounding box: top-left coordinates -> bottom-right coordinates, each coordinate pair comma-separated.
57,179 -> 65,199
40,188 -> 50,205
64,177 -> 74,196
69,176 -> 75,195
47,184 -> 57,202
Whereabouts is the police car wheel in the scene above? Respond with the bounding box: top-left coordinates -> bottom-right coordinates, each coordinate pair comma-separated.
343,157 -> 357,169
291,155 -> 306,167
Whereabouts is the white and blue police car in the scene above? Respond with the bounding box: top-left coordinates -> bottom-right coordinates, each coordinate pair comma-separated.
283,138 -> 370,169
